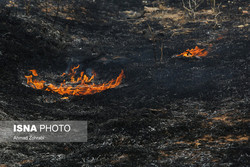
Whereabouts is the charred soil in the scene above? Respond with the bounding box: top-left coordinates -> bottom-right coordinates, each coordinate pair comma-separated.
0,0 -> 249,166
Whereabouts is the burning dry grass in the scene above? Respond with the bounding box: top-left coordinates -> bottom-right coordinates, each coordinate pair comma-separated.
176,46 -> 209,58
25,65 -> 125,96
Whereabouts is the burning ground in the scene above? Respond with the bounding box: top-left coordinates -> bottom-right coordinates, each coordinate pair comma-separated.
0,0 -> 249,166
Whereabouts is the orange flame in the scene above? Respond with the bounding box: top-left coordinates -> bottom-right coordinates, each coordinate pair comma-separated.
216,35 -> 223,41
177,46 -> 208,58
29,70 -> 38,76
25,66 -> 125,96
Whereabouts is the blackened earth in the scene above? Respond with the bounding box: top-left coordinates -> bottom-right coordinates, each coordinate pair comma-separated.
0,0 -> 249,166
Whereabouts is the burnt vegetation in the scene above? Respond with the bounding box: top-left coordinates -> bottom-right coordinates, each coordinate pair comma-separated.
0,0 -> 249,166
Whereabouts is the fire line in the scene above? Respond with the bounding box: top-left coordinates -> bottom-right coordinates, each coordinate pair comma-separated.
177,46 -> 208,58
25,66 -> 125,96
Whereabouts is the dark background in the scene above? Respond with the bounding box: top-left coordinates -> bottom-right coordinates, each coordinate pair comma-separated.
0,0 -> 249,166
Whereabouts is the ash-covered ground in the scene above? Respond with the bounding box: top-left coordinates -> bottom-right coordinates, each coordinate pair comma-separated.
0,0 -> 249,166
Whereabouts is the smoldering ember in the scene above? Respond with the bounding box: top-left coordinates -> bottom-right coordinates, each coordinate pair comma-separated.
0,0 -> 249,166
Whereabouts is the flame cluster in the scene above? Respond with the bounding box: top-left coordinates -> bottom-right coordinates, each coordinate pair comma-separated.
177,46 -> 208,58
25,65 -> 124,96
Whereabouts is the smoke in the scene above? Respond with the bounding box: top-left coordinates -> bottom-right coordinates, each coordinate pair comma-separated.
86,68 -> 94,77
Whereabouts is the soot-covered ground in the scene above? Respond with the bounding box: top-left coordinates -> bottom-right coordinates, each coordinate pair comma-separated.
0,0 -> 249,166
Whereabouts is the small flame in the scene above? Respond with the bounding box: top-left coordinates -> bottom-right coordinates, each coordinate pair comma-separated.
25,66 -> 125,96
177,46 -> 208,58
216,35 -> 223,41
25,75 -> 46,89
29,70 -> 38,76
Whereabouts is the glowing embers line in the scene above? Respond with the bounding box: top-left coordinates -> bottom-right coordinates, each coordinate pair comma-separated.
25,66 -> 125,96
177,46 -> 208,58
